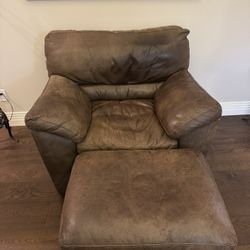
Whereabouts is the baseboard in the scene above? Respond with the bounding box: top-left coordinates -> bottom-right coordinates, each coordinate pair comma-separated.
220,101 -> 250,116
6,111 -> 27,127
4,101 -> 250,127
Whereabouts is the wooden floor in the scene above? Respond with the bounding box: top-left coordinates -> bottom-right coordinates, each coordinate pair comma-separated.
0,116 -> 250,250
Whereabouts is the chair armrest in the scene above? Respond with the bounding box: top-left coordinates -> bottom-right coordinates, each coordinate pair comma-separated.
155,70 -> 222,139
25,75 -> 92,143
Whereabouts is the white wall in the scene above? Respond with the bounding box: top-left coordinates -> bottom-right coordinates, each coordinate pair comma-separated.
0,0 -> 250,114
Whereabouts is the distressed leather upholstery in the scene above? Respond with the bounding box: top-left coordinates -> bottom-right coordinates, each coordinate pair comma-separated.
25,26 -> 237,250
26,26 -> 194,194
77,99 -> 177,152
155,70 -> 222,139
80,82 -> 163,100
31,131 -> 77,196
45,26 -> 189,84
26,75 -> 91,143
60,149 -> 237,250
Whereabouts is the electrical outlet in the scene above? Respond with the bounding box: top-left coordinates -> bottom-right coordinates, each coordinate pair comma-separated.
0,89 -> 7,102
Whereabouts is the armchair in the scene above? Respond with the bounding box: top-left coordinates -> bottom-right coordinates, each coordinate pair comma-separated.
25,26 -> 236,250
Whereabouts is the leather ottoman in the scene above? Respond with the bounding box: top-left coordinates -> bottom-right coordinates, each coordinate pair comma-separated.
59,149 -> 237,250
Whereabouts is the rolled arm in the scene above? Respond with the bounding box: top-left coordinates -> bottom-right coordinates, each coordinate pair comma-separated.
25,75 -> 92,143
155,70 -> 222,139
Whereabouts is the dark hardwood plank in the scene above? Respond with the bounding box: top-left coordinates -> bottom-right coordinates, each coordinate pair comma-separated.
206,147 -> 250,172
0,229 -> 61,250
231,215 -> 250,246
0,181 -> 60,204
237,246 -> 250,250
214,170 -> 250,192
0,126 -> 62,249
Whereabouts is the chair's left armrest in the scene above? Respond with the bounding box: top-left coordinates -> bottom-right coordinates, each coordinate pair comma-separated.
155,70 -> 222,139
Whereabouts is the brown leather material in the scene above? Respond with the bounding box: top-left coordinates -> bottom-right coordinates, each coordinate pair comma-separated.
77,100 -> 177,152
155,70 -> 222,139
60,149 -> 237,249
61,246 -> 234,250
80,82 -> 163,100
179,120 -> 220,151
25,75 -> 92,143
25,27 -> 236,249
31,130 -> 77,196
45,26 -> 189,84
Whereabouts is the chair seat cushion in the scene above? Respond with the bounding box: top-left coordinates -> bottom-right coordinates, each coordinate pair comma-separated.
60,149 -> 237,250
77,100 -> 177,152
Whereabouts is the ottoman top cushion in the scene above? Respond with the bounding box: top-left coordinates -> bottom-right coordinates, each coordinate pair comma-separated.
60,149 -> 237,249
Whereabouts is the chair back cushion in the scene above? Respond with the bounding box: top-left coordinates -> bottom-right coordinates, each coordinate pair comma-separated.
45,26 -> 190,85
80,82 -> 163,100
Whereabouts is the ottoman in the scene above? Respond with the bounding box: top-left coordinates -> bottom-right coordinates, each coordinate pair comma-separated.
59,149 -> 237,250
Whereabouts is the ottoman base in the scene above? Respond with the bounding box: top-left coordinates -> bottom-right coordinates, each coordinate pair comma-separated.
60,149 -> 237,250
62,246 -> 234,250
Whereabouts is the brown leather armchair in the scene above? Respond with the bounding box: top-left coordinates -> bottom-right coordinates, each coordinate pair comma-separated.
26,26 -> 221,195
26,26 -> 235,249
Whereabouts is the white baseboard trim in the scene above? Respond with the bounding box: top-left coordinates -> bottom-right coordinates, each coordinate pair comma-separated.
3,101 -> 250,127
220,101 -> 250,116
6,111 -> 26,127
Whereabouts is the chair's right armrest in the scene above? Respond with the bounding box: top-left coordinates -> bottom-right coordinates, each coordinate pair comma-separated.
25,75 -> 92,143
155,70 -> 222,139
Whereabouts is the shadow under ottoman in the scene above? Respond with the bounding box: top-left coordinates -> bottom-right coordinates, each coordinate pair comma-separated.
59,149 -> 237,250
